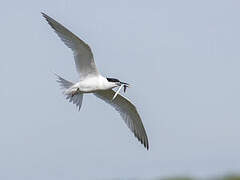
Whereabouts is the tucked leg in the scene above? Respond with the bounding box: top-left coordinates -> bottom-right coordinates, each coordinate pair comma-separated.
71,88 -> 79,97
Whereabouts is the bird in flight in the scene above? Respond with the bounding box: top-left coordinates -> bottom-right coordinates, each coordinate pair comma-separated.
42,13 -> 149,150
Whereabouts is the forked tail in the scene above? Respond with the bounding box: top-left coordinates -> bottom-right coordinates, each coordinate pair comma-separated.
55,74 -> 83,111
55,73 -> 74,89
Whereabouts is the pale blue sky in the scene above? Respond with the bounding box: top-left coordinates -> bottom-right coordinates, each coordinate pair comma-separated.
0,0 -> 240,179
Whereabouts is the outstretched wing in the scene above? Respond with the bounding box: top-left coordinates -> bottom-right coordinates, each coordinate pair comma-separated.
94,90 -> 149,150
42,13 -> 99,79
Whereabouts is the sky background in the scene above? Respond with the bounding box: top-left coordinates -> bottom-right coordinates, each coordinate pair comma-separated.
0,0 -> 240,179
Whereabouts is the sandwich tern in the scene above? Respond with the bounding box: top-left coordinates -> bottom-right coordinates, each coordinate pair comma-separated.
42,13 -> 149,150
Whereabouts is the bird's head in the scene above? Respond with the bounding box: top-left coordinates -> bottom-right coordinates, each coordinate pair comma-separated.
107,78 -> 129,92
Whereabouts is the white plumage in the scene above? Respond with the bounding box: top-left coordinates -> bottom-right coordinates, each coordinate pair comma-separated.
42,12 -> 149,150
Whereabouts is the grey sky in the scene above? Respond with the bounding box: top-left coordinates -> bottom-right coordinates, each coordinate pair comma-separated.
1,0 -> 240,179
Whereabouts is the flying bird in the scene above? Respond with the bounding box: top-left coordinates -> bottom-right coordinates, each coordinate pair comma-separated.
42,12 -> 149,150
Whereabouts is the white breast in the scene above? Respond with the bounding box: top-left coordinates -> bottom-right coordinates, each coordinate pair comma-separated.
76,75 -> 117,93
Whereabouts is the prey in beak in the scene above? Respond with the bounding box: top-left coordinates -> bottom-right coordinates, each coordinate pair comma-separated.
106,77 -> 129,100
112,82 -> 129,100
121,82 -> 129,93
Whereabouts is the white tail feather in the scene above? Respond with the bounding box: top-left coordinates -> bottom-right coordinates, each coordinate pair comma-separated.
55,74 -> 74,89
55,74 -> 83,111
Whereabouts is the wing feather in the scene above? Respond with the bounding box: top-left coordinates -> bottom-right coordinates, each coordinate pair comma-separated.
94,90 -> 149,150
42,13 -> 99,79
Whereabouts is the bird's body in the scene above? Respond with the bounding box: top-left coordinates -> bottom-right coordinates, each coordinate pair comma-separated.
67,75 -> 117,94
42,12 -> 149,150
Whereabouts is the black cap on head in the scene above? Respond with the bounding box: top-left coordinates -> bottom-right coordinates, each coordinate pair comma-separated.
107,78 -> 120,82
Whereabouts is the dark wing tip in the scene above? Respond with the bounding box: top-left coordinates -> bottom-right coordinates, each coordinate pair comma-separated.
134,131 -> 149,150
41,12 -> 55,24
41,12 -> 65,39
41,12 -> 53,26
41,12 -> 48,19
145,141 -> 149,150
143,137 -> 149,150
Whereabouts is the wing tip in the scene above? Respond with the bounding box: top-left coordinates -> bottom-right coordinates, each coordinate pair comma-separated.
142,138 -> 149,150
41,12 -> 53,27
135,133 -> 149,150
41,12 -> 48,19
41,12 -> 57,28
145,141 -> 149,150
